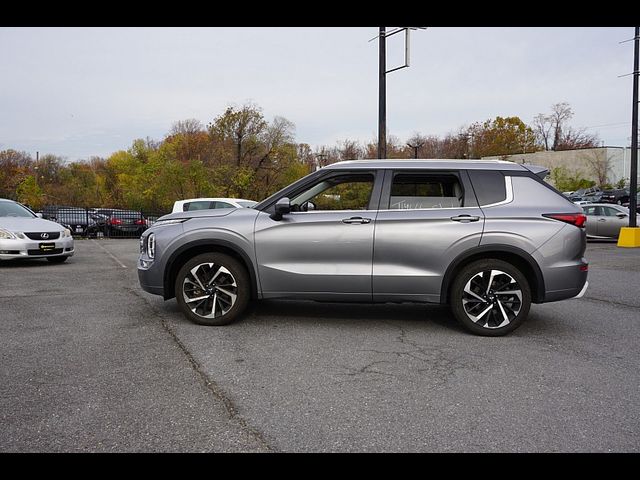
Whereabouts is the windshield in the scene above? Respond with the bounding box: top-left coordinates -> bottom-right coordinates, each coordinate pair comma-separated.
0,200 -> 36,218
237,201 -> 257,208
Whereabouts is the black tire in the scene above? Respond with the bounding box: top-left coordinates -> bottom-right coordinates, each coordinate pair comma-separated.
449,259 -> 531,336
47,256 -> 68,264
175,252 -> 250,326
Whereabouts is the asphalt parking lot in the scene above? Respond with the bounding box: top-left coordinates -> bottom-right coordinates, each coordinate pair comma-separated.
1,239 -> 639,452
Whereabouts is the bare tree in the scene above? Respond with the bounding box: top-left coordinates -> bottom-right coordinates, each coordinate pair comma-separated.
549,102 -> 574,150
170,118 -> 203,136
533,113 -> 553,151
533,102 -> 599,151
582,150 -> 612,187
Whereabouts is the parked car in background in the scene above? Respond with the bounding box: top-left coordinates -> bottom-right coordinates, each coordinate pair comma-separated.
568,186 -> 601,203
0,198 -> 74,263
54,208 -> 107,236
622,192 -> 640,208
139,159 -> 589,337
171,198 -> 257,214
94,209 -> 148,237
599,188 -> 630,205
581,203 -> 640,239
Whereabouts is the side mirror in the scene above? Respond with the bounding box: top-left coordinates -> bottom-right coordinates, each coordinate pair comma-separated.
616,212 -> 628,218
35,212 -> 43,218
270,197 -> 291,221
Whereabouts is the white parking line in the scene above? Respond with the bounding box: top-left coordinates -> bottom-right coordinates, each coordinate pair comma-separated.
90,239 -> 128,269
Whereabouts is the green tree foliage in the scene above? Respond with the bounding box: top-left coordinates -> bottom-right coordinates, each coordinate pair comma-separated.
467,116 -> 540,158
550,166 -> 596,192
16,175 -> 43,210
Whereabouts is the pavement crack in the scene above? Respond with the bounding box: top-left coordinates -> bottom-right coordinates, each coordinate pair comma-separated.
125,286 -> 276,452
582,296 -> 640,311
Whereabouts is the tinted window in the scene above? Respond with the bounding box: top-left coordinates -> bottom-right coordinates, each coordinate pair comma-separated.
213,202 -> 233,209
389,173 -> 463,209
184,201 -> 214,211
467,170 -> 506,206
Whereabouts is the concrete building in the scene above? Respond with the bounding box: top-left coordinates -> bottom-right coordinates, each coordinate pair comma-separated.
482,147 -> 639,188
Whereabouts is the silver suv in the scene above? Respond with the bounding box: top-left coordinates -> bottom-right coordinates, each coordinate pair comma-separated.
138,160 -> 588,336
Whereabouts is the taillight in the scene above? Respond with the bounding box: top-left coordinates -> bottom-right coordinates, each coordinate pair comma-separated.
134,219 -> 144,225
543,213 -> 587,228
110,218 -> 122,225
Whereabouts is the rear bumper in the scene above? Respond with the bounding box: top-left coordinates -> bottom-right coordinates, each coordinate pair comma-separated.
542,261 -> 588,303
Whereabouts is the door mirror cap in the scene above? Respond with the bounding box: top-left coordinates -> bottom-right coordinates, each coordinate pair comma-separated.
271,197 -> 291,221
35,212 -> 43,218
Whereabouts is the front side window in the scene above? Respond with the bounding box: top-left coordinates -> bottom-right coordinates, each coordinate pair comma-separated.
389,173 -> 463,209
602,206 -> 623,217
290,174 -> 375,211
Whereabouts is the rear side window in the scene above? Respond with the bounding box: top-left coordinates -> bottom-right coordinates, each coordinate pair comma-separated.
389,173 -> 463,209
467,170 -> 506,206
183,201 -> 214,212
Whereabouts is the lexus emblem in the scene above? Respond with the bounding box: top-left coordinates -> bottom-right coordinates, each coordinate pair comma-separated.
40,233 -> 49,239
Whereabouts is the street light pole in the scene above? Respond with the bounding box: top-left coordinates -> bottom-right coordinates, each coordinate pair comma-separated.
407,142 -> 423,159
629,26 -> 639,228
378,27 -> 386,160
374,27 -> 426,160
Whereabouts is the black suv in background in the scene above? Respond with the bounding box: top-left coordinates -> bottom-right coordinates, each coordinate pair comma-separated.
600,188 -> 630,205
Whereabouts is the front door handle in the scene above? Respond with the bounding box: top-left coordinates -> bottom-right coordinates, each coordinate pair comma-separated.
450,215 -> 480,223
342,216 -> 371,224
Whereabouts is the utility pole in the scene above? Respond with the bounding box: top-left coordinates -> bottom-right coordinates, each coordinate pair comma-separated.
378,27 -> 386,159
407,141 -> 423,159
374,27 -> 426,159
629,26 -> 639,228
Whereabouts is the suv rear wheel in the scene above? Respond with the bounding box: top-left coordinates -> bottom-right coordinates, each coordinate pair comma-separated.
175,252 -> 250,326
450,259 -> 531,336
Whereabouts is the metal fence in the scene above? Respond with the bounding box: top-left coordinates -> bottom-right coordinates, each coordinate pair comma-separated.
40,206 -> 168,238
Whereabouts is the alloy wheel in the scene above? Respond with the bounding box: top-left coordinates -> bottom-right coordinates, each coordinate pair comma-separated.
461,269 -> 523,329
182,262 -> 238,319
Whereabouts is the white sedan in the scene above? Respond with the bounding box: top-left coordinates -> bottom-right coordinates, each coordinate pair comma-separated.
171,197 -> 257,214
0,198 -> 74,262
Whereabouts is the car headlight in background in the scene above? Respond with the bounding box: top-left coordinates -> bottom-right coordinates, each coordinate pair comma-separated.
147,233 -> 155,259
0,228 -> 18,239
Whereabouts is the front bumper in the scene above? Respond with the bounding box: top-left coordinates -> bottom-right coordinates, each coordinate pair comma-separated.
0,236 -> 74,260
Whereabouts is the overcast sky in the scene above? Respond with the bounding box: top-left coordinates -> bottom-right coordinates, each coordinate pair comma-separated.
0,27 -> 635,161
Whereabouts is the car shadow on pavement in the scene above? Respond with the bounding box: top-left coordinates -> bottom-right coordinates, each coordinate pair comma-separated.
244,299 -> 466,333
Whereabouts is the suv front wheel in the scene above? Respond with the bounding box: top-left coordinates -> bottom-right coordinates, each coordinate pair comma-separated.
450,259 -> 531,336
175,252 -> 250,326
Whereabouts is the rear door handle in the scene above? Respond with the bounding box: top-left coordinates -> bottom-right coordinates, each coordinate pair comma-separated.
342,216 -> 371,224
597,218 -> 606,222
450,215 -> 480,223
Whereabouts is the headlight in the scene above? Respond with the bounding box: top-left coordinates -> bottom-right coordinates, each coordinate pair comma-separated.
0,228 -> 17,240
147,233 -> 155,259
153,218 -> 188,227
62,229 -> 71,238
